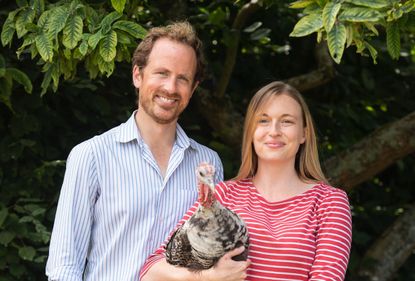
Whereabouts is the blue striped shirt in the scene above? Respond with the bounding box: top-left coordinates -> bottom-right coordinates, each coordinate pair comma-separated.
46,112 -> 223,281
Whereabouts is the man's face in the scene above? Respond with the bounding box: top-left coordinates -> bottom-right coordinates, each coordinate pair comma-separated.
133,38 -> 198,124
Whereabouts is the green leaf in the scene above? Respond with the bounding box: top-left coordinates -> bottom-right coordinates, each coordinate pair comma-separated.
323,1 -> 342,32
0,207 -> 8,227
243,21 -> 262,32
0,78 -> 13,111
48,6 -> 69,37
0,55 -> 5,77
386,21 -> 400,59
111,0 -> 126,13
1,10 -> 18,46
289,0 -> 315,9
78,38 -> 89,56
16,33 -> 36,58
364,41 -> 378,64
88,30 -> 104,49
18,246 -> 36,261
290,13 -> 323,37
327,22 -> 346,64
101,11 -> 122,34
37,9 -> 51,31
0,231 -> 15,246
63,15 -> 83,49
15,7 -> 36,38
35,33 -> 53,62
98,57 -> 115,77
99,30 -> 117,62
112,20 -> 147,39
339,7 -> 383,22
344,0 -> 389,9
32,0 -> 45,15
363,22 -> 379,35
7,68 -> 33,93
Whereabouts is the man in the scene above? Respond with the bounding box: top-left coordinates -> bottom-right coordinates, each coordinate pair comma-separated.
46,21 -> 223,281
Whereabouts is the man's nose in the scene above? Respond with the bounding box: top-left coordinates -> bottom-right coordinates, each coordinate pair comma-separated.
163,77 -> 177,94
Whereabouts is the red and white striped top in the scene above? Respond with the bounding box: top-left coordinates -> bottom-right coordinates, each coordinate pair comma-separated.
140,179 -> 352,281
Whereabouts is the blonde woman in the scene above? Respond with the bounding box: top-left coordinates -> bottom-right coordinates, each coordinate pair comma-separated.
140,81 -> 352,281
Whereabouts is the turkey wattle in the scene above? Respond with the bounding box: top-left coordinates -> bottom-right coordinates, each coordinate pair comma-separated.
165,163 -> 249,270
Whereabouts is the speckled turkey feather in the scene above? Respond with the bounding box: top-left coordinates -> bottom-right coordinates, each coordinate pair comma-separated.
165,163 -> 249,270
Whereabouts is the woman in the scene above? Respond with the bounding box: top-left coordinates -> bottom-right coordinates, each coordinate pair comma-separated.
140,81 -> 352,281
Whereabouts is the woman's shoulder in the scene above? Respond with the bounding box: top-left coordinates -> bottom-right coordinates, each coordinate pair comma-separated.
311,182 -> 350,205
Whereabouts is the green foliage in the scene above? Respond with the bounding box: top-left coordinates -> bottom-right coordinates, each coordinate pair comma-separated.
289,0 -> 415,63
0,1 -> 414,280
0,54 -> 32,110
1,0 -> 147,95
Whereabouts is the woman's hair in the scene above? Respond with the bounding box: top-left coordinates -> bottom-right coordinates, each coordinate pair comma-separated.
234,81 -> 328,183
132,21 -> 205,84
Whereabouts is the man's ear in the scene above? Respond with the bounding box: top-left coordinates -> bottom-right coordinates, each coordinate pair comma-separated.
132,65 -> 142,89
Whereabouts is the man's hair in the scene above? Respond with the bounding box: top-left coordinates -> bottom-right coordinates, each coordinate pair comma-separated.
132,21 -> 205,83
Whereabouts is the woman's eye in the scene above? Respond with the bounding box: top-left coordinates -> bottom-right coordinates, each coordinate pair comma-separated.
258,119 -> 269,124
281,119 -> 294,125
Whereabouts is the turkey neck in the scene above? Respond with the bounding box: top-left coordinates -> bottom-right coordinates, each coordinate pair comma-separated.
199,183 -> 215,208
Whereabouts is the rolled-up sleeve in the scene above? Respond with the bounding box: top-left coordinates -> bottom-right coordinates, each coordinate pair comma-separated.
46,141 -> 99,280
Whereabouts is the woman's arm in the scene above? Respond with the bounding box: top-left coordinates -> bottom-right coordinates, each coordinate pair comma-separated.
141,246 -> 250,281
310,189 -> 352,281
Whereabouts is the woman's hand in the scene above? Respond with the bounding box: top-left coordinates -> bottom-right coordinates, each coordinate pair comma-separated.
199,246 -> 250,281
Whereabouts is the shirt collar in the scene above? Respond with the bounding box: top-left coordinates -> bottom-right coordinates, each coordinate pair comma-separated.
116,111 -> 195,150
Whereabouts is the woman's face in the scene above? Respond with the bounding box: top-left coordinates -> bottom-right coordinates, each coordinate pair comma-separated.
253,94 -> 305,166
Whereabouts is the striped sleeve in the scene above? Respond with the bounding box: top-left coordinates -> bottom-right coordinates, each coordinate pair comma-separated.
309,189 -> 352,281
46,141 -> 99,280
139,201 -> 200,279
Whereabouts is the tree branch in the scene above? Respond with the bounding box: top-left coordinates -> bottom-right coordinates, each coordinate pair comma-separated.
285,42 -> 336,92
355,204 -> 415,281
215,0 -> 261,98
324,110 -> 415,190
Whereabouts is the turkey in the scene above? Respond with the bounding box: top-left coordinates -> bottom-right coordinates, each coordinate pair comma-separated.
165,162 -> 249,270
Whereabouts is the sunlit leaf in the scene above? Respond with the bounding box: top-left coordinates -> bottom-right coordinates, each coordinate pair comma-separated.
290,13 -> 323,37
112,20 -> 147,39
101,11 -> 122,34
88,30 -> 104,49
99,30 -> 117,62
63,15 -> 83,49
35,33 -> 53,62
327,22 -> 346,63
1,10 -> 18,46
48,6 -> 69,37
111,0 -> 126,13
364,41 -> 378,64
15,7 -> 36,38
289,0 -> 315,9
339,7 -> 383,22
323,1 -> 342,32
344,0 -> 389,9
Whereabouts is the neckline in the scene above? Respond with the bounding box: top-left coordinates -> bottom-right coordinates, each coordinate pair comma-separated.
248,178 -> 322,204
